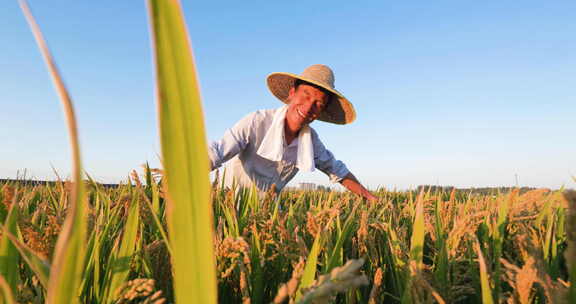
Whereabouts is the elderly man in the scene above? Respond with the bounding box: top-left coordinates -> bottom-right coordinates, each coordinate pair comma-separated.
208,64 -> 376,201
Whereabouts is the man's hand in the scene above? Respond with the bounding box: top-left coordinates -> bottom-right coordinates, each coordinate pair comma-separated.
364,191 -> 378,203
339,173 -> 378,202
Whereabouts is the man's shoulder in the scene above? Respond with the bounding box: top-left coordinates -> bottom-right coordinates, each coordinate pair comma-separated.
253,108 -> 277,119
308,126 -> 322,142
241,108 -> 276,124
231,108 -> 277,133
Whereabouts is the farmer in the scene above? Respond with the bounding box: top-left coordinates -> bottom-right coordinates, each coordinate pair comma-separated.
208,64 -> 377,202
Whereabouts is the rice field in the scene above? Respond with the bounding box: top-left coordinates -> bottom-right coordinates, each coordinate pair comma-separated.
0,176 -> 574,303
2,0 -> 574,303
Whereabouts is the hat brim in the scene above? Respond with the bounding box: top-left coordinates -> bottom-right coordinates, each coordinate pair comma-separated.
266,72 -> 356,125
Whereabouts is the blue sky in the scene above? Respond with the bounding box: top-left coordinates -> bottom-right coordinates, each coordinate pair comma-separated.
1,1 -> 574,190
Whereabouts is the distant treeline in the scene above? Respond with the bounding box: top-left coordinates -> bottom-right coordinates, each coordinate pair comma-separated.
415,185 -> 543,195
0,178 -> 119,188
0,179 -> 546,195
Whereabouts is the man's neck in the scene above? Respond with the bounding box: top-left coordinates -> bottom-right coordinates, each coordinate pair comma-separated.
284,118 -> 300,146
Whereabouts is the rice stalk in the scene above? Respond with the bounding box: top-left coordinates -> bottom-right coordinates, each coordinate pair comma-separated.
0,202 -> 19,293
563,190 -> 576,303
474,238 -> 494,304
0,275 -> 16,304
147,0 -> 217,303
104,198 -> 141,302
273,257 -> 305,304
401,191 -> 425,303
367,267 -> 383,304
296,231 -> 324,302
2,230 -> 50,289
19,1 -> 87,303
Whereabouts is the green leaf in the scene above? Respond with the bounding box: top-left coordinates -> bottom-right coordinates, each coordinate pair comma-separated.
19,1 -> 87,303
296,232 -> 324,301
409,192 -> 425,268
433,196 -> 449,291
147,0 -> 217,303
0,203 -> 19,293
104,199 -> 140,302
563,190 -> 576,303
2,230 -> 50,289
0,274 -> 16,304
324,208 -> 357,273
474,239 -> 494,304
401,193 -> 426,304
139,187 -> 173,256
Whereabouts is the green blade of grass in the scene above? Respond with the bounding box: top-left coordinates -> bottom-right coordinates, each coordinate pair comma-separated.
563,190 -> 576,303
0,203 -> 19,293
0,275 -> 16,304
474,238 -> 494,304
296,231 -> 324,302
19,1 -> 87,303
147,0 -> 217,303
138,186 -> 173,256
104,199 -> 140,302
491,191 -> 514,301
409,192 -> 425,268
324,208 -> 357,273
78,226 -> 97,300
401,192 -> 425,304
3,231 -> 50,288
433,195 -> 449,291
383,225 -> 406,295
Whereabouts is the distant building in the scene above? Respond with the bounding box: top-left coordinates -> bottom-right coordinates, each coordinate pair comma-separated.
299,182 -> 316,190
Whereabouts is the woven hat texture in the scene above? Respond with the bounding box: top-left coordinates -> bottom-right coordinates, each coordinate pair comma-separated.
267,64 -> 356,125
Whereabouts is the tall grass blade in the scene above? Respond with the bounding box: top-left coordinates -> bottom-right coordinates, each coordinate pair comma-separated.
433,195 -> 449,292
104,199 -> 140,302
297,232 -> 324,301
147,0 -> 217,303
324,208 -> 356,273
401,192 -> 425,303
19,1 -> 87,303
3,231 -> 50,288
563,190 -> 576,302
491,192 -> 513,301
0,203 -> 19,293
0,275 -> 16,304
139,187 -> 173,256
409,192 -> 425,268
474,238 -> 494,304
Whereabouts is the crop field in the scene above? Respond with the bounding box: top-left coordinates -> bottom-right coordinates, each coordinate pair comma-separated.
2,0 -> 574,303
0,176 -> 575,303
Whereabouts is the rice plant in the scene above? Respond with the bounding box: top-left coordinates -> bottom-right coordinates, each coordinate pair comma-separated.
0,1 -> 573,303
1,174 -> 573,303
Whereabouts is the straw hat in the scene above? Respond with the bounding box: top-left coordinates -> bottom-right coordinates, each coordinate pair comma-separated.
266,64 -> 356,125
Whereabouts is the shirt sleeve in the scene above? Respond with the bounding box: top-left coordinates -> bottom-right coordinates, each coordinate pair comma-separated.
311,129 -> 350,183
208,112 -> 255,170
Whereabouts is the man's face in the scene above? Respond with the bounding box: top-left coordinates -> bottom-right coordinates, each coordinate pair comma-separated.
286,83 -> 329,129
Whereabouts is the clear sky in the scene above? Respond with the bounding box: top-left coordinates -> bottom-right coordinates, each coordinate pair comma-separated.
1,1 -> 574,190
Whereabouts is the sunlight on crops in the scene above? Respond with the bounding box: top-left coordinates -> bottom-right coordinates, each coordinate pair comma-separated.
2,0 -> 573,303
1,175 -> 574,303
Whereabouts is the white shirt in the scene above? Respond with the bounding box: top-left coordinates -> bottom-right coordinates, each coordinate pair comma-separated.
208,108 -> 350,193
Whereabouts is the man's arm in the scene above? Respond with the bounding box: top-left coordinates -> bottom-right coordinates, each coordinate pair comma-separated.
340,172 -> 378,202
310,130 -> 377,202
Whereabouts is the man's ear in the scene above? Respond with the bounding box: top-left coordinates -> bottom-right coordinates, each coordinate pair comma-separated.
288,86 -> 296,100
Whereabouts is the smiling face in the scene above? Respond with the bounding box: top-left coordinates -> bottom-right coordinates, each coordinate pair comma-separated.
285,82 -> 330,131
